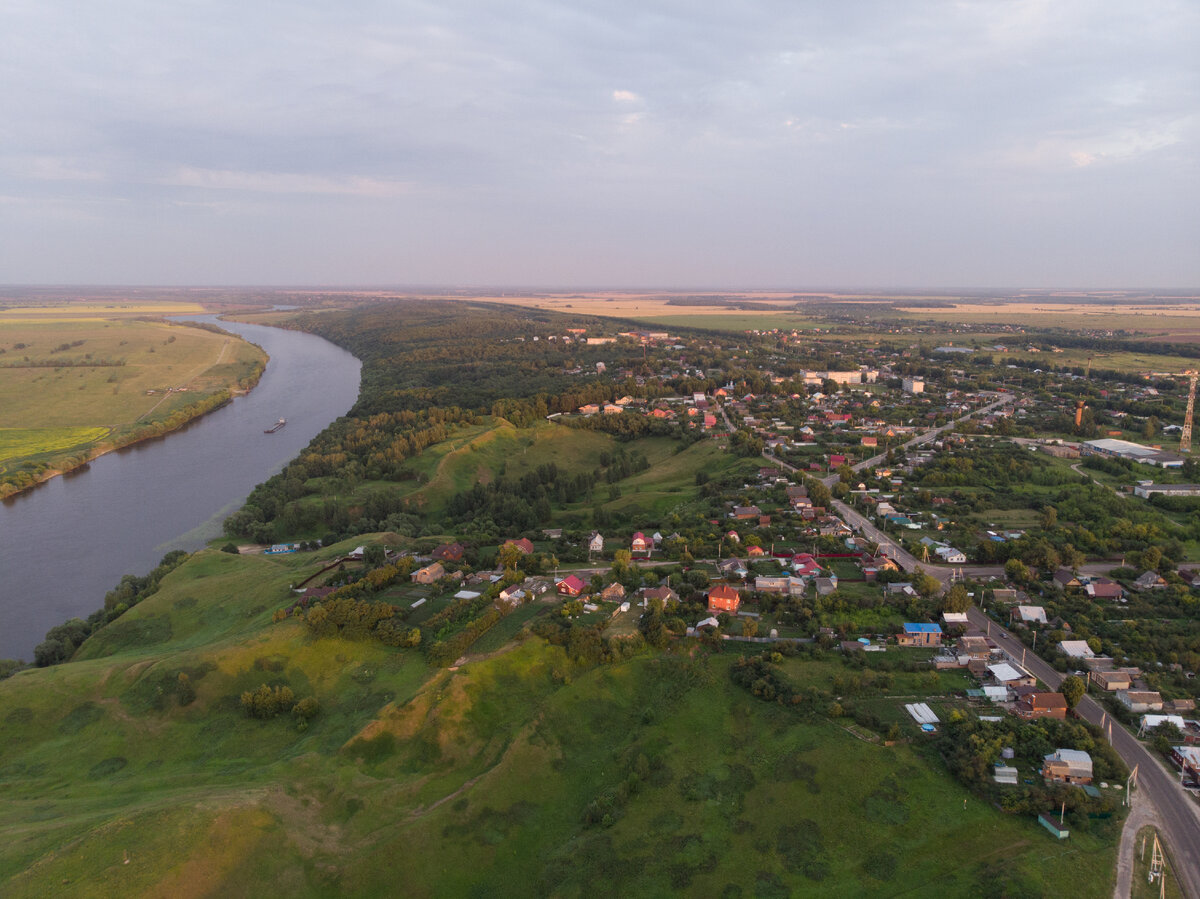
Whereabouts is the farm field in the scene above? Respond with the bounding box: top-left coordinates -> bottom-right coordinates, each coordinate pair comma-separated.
891,303 -> 1200,333
0,306 -> 266,496
0,544 -> 1120,897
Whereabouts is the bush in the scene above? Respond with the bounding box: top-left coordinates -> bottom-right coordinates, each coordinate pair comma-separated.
240,683 -> 295,719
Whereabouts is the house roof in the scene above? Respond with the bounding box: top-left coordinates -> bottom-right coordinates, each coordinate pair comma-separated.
709,584 -> 740,601
558,575 -> 585,591
1059,640 -> 1095,658
988,663 -> 1027,682
903,623 -> 942,634
1024,693 -> 1067,710
1046,748 -> 1091,766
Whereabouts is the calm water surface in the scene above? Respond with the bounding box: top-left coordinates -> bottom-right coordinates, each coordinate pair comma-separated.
0,315 -> 361,660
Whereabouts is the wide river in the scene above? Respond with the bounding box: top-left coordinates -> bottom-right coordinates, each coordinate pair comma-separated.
0,315 -> 361,661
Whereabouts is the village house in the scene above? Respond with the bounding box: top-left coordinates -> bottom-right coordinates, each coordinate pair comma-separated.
641,585 -> 678,605
1012,605 -> 1047,625
1117,690 -> 1164,713
631,532 -> 649,554
1134,571 -> 1167,591
717,557 -> 749,578
814,576 -> 838,596
1015,692 -> 1068,720
754,575 -> 790,594
1085,578 -> 1125,601
1053,569 -> 1082,590
957,635 -> 995,661
412,562 -> 445,584
791,557 -> 821,578
1090,669 -> 1134,692
1170,746 -> 1200,787
600,583 -> 626,602
1042,749 -> 1093,785
588,532 -> 604,554
503,537 -> 535,555
1059,640 -> 1095,660
707,584 -> 742,614
897,622 -> 942,647
432,542 -> 465,562
988,662 -> 1036,689
556,575 -> 585,596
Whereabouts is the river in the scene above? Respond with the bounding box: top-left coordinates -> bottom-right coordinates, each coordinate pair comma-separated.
0,315 -> 361,661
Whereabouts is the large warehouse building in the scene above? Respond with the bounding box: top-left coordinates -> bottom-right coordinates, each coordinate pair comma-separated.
1082,438 -> 1184,469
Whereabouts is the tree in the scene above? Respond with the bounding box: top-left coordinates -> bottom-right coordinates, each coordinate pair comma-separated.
914,568 -> 942,599
1004,558 -> 1029,585
612,549 -> 632,573
364,543 -> 386,566
497,542 -> 525,572
808,481 -> 832,508
941,584 -> 970,614
1060,675 -> 1085,709
742,618 -> 759,638
1040,506 -> 1057,529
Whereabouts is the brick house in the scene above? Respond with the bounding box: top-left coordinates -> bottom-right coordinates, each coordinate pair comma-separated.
707,585 -> 741,614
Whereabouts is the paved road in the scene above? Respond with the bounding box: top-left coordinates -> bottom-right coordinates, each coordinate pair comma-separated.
963,606 -> 1200,898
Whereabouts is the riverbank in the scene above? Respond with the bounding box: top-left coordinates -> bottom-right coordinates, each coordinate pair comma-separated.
0,315 -> 360,661
0,320 -> 267,500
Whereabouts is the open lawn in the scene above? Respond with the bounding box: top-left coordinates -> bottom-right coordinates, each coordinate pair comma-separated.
0,544 -> 1124,896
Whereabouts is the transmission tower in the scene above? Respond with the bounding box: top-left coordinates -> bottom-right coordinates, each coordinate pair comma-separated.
1181,371 -> 1197,454
1149,832 -> 1166,898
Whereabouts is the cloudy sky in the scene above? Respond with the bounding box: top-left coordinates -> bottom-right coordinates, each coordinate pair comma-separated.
0,0 -> 1196,288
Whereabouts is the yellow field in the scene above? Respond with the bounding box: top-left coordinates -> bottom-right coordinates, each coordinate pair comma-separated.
0,301 -> 209,320
0,426 -> 110,463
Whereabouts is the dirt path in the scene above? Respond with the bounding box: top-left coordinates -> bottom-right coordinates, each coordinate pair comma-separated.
133,336 -> 231,423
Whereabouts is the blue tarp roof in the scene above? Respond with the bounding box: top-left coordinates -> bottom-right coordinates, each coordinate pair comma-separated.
903,622 -> 942,633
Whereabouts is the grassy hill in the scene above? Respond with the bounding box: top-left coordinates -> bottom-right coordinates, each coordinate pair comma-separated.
0,546 -> 1119,897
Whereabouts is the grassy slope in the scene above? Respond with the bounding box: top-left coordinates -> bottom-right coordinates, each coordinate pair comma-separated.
0,546 -> 1118,897
299,420 -> 743,529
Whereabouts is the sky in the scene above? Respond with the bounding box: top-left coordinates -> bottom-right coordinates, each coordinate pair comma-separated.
0,0 -> 1196,288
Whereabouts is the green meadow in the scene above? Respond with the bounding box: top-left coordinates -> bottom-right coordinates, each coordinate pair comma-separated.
0,545 -> 1119,897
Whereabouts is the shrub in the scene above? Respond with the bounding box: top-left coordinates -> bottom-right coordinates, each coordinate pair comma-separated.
240,684 -> 295,719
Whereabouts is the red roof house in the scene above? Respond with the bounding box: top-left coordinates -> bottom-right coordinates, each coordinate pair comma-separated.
708,584 -> 741,613
556,575 -> 585,596
503,538 -> 535,555
432,542 -> 465,562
